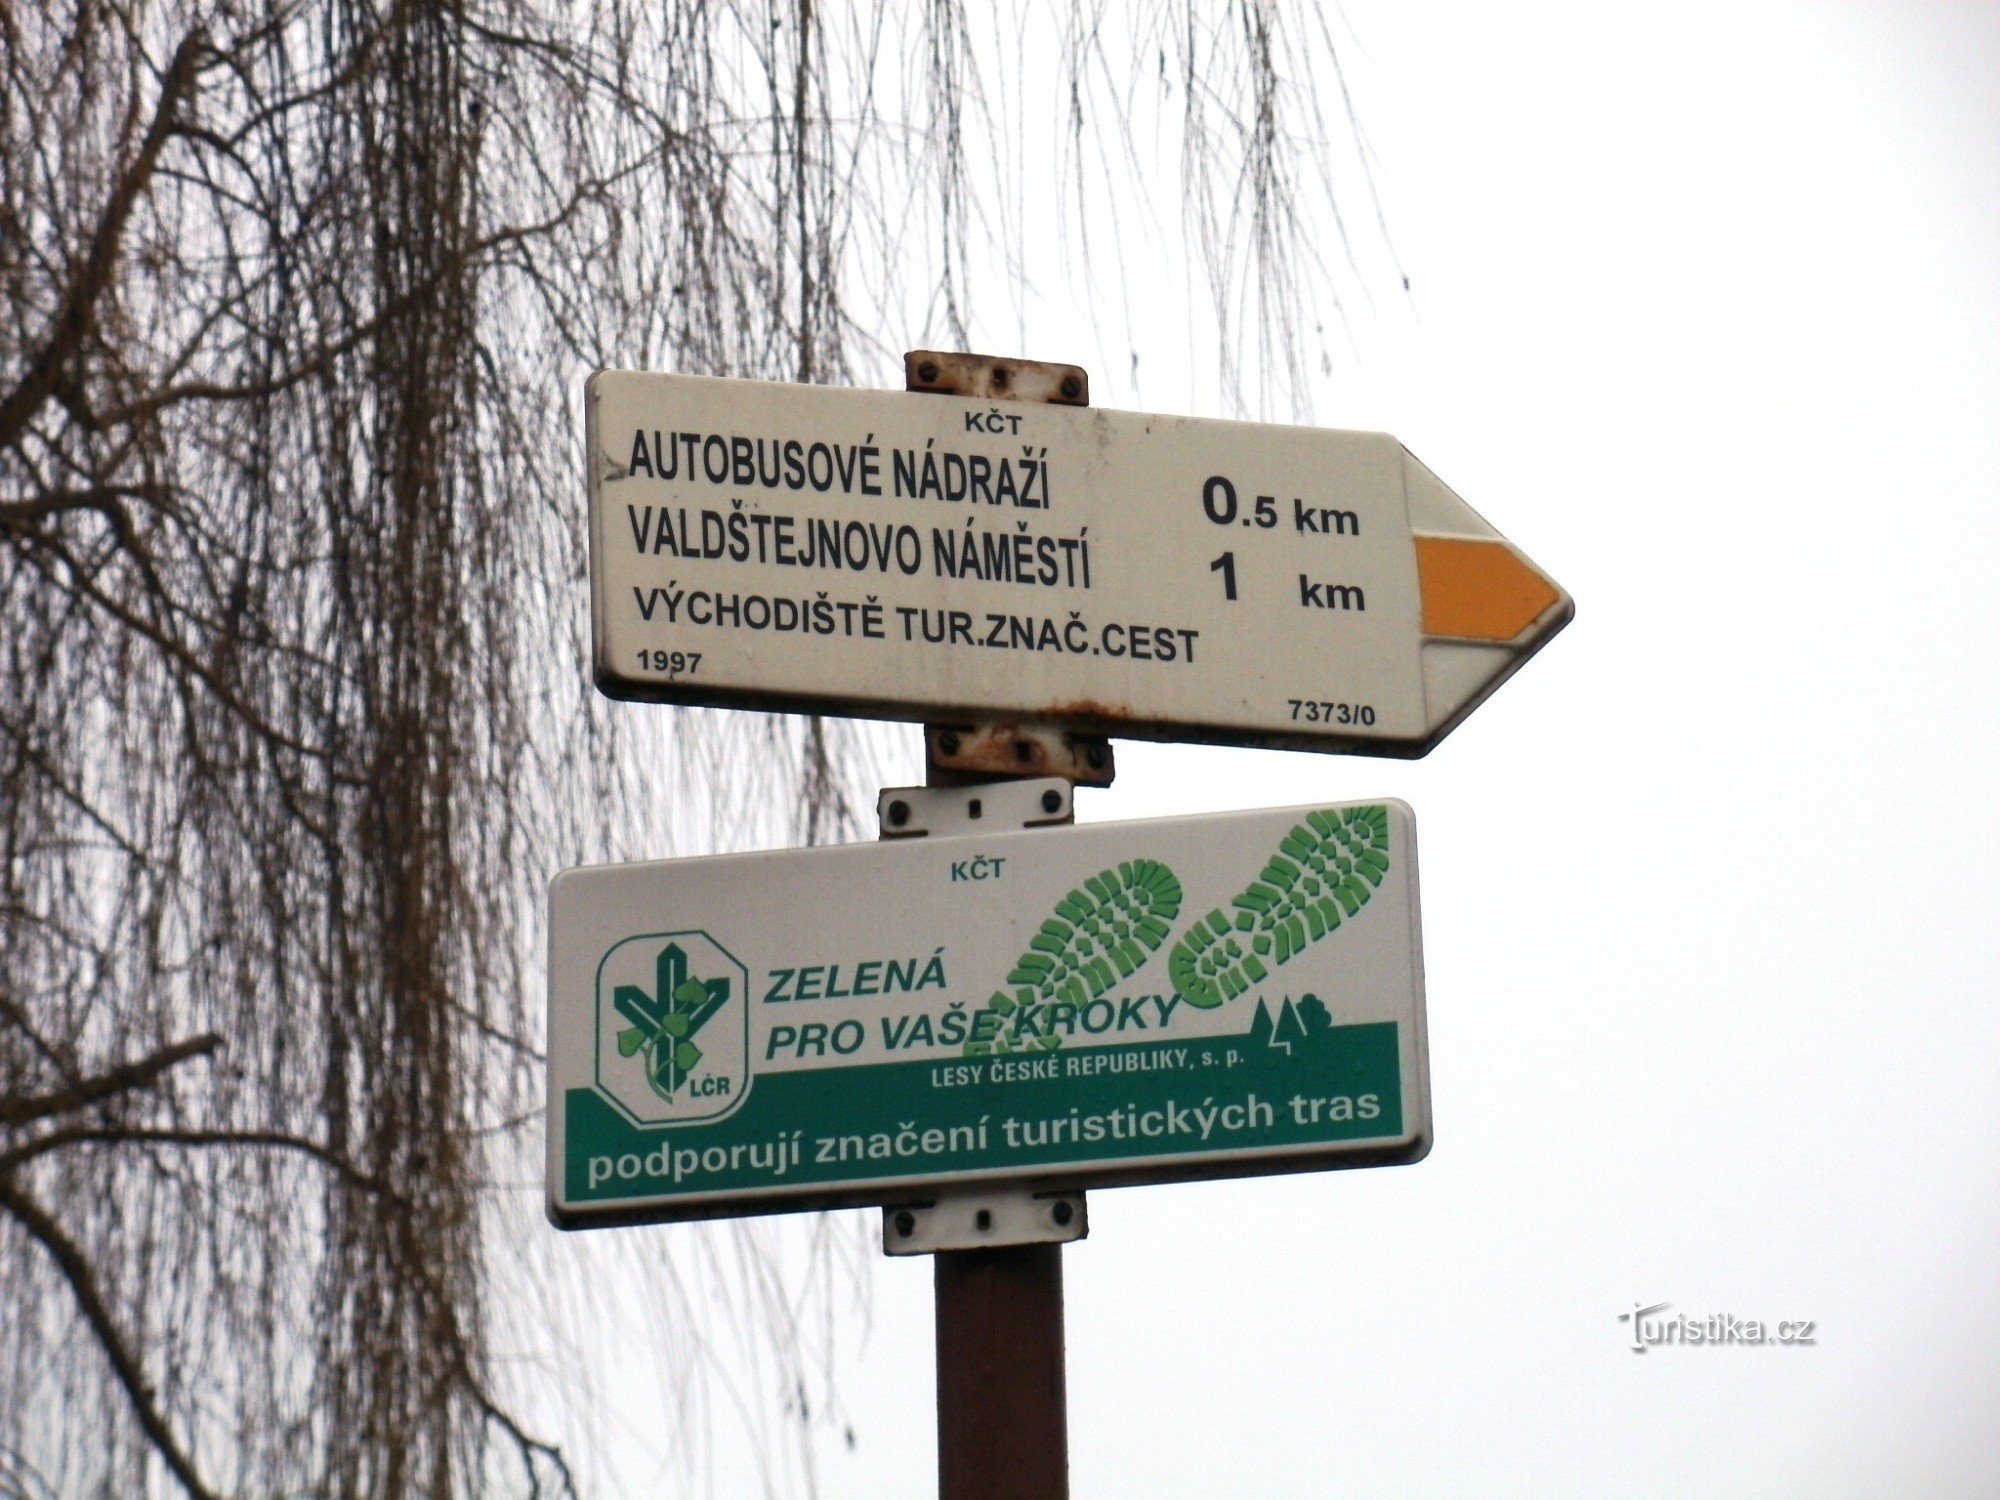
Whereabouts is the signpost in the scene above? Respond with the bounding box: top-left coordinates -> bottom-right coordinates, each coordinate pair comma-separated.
558,354 -> 1569,1499
546,793 -> 1428,1227
587,369 -> 1570,757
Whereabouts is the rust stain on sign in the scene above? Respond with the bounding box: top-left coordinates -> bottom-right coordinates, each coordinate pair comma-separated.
926,720 -> 1115,786
904,350 -> 1090,407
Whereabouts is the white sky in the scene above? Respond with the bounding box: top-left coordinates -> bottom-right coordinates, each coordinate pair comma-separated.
562,4 -> 2000,1494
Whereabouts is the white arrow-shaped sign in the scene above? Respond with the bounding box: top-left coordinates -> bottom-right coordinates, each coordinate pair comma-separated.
587,370 -> 1570,756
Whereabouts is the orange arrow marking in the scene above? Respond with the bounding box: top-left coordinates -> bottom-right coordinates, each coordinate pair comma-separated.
1414,535 -> 1560,642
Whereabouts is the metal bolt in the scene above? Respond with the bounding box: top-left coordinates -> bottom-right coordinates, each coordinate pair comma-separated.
887,799 -> 910,827
938,730 -> 960,756
1013,738 -> 1034,763
917,360 -> 939,382
1060,375 -> 1082,400
894,1210 -> 916,1237
1052,1200 -> 1074,1227
990,366 -> 1010,390
1040,788 -> 1062,814
975,1209 -> 993,1232
1085,744 -> 1107,769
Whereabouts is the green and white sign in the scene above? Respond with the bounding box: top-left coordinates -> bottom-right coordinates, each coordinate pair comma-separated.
587,370 -> 1570,757
547,800 -> 1430,1227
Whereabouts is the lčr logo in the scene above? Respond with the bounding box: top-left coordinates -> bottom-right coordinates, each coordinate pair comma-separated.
595,930 -> 748,1125
615,942 -> 728,1100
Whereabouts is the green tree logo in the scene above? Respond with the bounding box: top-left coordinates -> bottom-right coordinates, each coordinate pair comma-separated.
1249,993 -> 1335,1054
613,943 -> 729,1100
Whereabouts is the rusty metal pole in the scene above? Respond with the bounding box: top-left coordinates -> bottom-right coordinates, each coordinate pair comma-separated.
906,351 -> 1102,1500
934,1244 -> 1069,1500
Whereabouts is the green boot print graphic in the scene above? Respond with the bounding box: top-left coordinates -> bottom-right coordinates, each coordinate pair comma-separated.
614,942 -> 729,1099
1169,805 -> 1391,1009
966,860 -> 1183,1055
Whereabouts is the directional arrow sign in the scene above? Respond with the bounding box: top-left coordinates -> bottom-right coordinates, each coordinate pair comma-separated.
588,370 -> 1570,756
547,798 -> 1429,1226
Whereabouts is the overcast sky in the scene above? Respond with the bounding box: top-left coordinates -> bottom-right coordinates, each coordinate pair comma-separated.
557,5 -> 2000,1494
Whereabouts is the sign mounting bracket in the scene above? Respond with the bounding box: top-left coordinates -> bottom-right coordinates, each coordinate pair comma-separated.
905,348 -> 1116,789
875,775 -> 1090,1254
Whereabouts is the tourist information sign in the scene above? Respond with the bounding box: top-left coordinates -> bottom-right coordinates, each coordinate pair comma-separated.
587,369 -> 1570,757
547,798 -> 1429,1227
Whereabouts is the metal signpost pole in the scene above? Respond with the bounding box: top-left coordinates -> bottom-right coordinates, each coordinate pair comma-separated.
934,1240 -> 1067,1499
907,352 -> 1099,1500
875,773 -> 1092,1500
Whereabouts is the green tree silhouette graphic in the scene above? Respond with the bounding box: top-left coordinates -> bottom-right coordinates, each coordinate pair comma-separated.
614,944 -> 728,1099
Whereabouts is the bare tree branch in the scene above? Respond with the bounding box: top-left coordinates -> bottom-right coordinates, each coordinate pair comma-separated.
0,1127 -> 395,1198
0,31 -> 208,452
0,1177 -> 223,1500
0,1033 -> 220,1128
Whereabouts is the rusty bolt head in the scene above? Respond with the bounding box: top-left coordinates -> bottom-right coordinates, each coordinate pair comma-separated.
887,799 -> 910,827
1085,744 -> 1107,769
917,360 -> 939,382
894,1210 -> 915,1237
937,730 -> 960,756
1041,788 -> 1062,814
1013,739 -> 1035,763
1060,375 -> 1082,400
990,366 -> 1010,390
